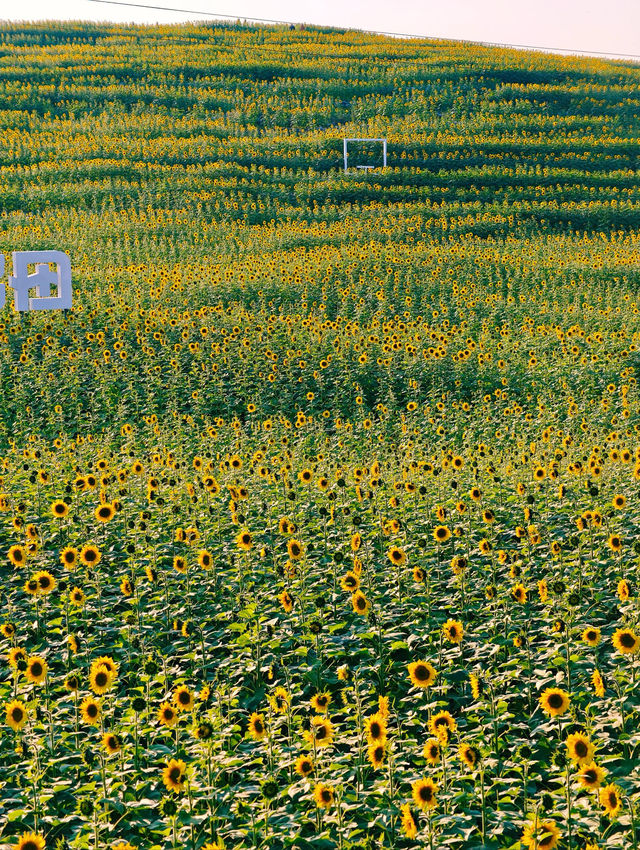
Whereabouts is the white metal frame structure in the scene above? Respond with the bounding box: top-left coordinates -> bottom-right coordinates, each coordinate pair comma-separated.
343,138 -> 387,173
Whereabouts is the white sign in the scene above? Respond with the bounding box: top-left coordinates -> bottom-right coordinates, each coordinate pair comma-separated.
343,138 -> 388,173
0,251 -> 72,311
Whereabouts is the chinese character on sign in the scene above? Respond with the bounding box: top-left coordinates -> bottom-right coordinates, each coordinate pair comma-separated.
0,251 -> 72,311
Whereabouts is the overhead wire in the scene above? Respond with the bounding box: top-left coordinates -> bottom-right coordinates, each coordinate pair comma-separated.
86,0 -> 640,61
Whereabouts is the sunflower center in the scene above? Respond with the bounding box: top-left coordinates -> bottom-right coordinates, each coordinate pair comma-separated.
584,770 -> 597,784
575,740 -> 588,758
548,693 -> 563,708
169,767 -> 181,781
11,707 -> 24,721
620,632 -> 635,648
31,662 -> 43,677
414,664 -> 428,681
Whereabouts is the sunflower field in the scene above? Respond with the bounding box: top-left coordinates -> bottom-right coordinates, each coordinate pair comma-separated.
1,19 -> 640,850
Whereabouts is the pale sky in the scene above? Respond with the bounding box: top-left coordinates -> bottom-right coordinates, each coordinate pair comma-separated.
3,0 -> 640,61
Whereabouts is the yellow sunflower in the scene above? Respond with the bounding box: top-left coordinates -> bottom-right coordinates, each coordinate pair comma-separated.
408,660 -> 437,689
539,687 -> 570,717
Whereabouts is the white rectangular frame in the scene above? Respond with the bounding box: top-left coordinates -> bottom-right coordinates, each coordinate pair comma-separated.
343,137 -> 387,173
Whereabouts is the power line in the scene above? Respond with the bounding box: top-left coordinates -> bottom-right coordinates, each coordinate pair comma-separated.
87,0 -> 640,61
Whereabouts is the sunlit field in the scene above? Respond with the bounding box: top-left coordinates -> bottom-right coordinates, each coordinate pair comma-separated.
0,20 -> 640,850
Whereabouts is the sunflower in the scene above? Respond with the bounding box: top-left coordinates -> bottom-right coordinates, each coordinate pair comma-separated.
443,619 -> 464,644
400,803 -> 418,839
367,741 -> 386,769
158,702 -> 178,728
89,665 -> 114,695
521,816 -> 561,850
80,697 -> 101,726
102,732 -> 122,755
15,833 -> 45,850
387,546 -> 406,566
24,578 -> 39,596
197,550 -> 212,570
95,503 -> 115,523
92,656 -> 118,678
511,583 -> 528,603
458,743 -> 480,770
612,494 -> 626,509
295,754 -> 314,777
162,758 -> 187,793
35,571 -> 55,595
351,590 -> 369,615
433,525 -> 451,543
279,589 -> 294,613
340,572 -> 360,593
310,692 -> 331,714
194,721 -> 213,741
0,622 -> 15,638
304,716 -> 334,748
51,500 -> 69,518
287,538 -> 304,560
269,686 -> 290,714
60,546 -> 78,570
612,628 -> 640,654
173,685 -> 194,712
8,545 -> 27,567
66,585 -> 85,608
565,732 -> 594,765
8,647 -> 27,669
247,712 -> 266,740
25,656 -> 47,685
423,738 -> 441,765
364,713 -> 387,744
172,555 -> 187,574
539,688 -> 570,717
313,782 -> 334,809
608,534 -> 622,552
408,660 -> 437,689
6,699 -> 28,731
469,673 -> 482,699
582,626 -> 601,646
617,579 -> 631,602
412,777 -> 438,811
600,783 -> 622,818
236,529 -> 253,551
592,669 -> 605,697
578,762 -> 606,791
413,566 -> 426,583
64,674 -> 80,692
429,710 -> 457,741
80,544 -> 101,567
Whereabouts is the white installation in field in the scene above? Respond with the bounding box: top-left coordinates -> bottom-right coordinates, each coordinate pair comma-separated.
343,138 -> 387,173
0,251 -> 72,311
